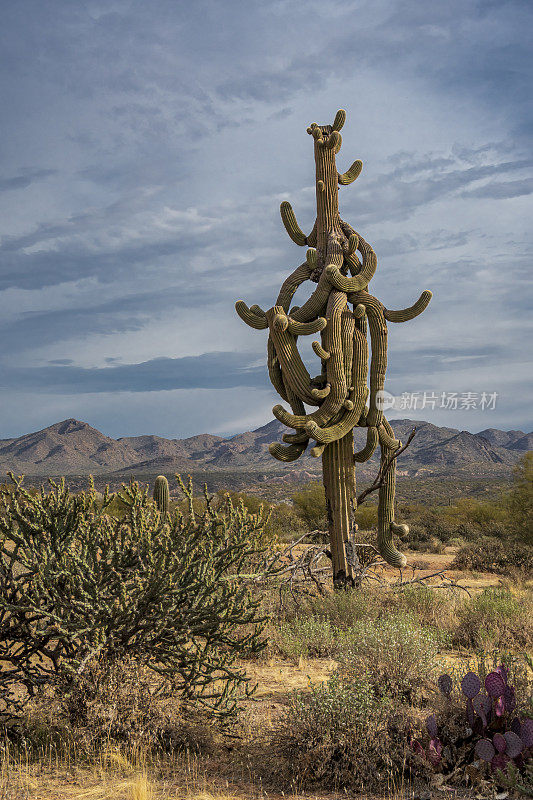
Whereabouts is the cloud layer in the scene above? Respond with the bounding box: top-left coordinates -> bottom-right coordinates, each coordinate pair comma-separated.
0,0 -> 531,439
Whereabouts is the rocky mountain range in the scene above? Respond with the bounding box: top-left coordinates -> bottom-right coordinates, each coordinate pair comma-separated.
0,417 -> 530,480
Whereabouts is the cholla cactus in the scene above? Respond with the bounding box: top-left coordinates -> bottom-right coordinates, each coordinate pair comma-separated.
153,474 -> 170,514
236,109 -> 432,585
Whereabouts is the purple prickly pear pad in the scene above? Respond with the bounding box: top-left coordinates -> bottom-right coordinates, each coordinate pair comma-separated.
475,738 -> 495,762
461,671 -> 481,699
485,671 -> 506,698
437,674 -> 452,696
504,731 -> 523,759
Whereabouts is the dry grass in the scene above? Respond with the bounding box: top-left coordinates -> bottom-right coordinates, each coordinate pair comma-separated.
0,747 -> 423,800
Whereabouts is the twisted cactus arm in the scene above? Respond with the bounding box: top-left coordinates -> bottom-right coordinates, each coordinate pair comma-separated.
276,260 -> 313,311
344,233 -> 360,274
354,426 -> 379,462
269,441 -> 307,462
235,301 -> 269,329
282,431 -> 309,444
377,439 -> 407,568
349,291 -> 388,428
306,388 -> 368,446
384,290 -> 433,322
326,231 -> 377,291
287,317 -> 327,335
378,422 -> 401,451
269,389 -> 309,463
306,219 -> 318,247
266,306 -> 318,406
289,258 -> 330,322
338,159 -> 363,185
280,201 -> 308,246
312,340 -> 330,360
273,290 -> 351,429
267,337 -> 288,402
377,418 -> 408,568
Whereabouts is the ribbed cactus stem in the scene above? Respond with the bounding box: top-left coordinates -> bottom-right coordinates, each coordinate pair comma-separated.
153,475 -> 170,514
322,432 -> 356,586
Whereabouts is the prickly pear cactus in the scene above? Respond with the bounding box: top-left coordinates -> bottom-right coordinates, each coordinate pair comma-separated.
236,110 -> 432,586
153,475 -> 170,514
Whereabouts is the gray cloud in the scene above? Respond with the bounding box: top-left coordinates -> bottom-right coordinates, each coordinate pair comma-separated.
0,0 -> 530,437
0,352 -> 268,393
0,169 -> 56,192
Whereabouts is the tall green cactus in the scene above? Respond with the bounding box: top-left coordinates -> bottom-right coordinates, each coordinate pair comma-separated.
153,474 -> 170,514
236,110 -> 432,586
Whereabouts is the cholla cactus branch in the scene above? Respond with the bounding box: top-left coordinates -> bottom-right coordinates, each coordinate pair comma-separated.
0,474 -> 274,719
235,110 -> 432,584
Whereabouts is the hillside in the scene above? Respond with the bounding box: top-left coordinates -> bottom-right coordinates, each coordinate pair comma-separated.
0,417 -> 529,480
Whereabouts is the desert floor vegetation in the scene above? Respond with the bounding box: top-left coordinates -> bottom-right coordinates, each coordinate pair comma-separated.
0,457 -> 531,799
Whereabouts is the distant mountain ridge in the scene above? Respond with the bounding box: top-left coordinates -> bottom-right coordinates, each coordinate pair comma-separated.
0,417 -> 530,479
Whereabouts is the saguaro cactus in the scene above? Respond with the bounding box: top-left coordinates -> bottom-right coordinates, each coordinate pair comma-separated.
236,110 -> 432,586
153,475 -> 170,514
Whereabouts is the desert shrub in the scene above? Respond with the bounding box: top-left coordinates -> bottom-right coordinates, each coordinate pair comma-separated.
265,502 -> 306,542
291,481 -> 326,530
274,671 -> 418,791
414,536 -> 447,554
353,503 -> 378,531
307,587 -> 381,627
453,587 -> 533,651
270,615 -> 338,660
389,585 -> 457,632
218,490 -> 264,515
0,475 -> 271,720
452,536 -> 532,574
55,655 -> 213,754
338,614 -> 446,703
507,452 -> 533,545
217,492 -> 305,543
282,585 -> 456,636
440,497 -> 508,529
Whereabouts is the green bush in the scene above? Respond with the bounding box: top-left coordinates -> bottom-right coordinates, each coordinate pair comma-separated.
0,475 -> 271,720
265,502 -> 306,542
284,585 -> 456,637
338,614 -> 446,703
452,536 -> 532,574
389,584 -> 456,631
453,587 -> 533,650
271,615 -> 338,660
291,481 -> 326,530
217,492 -> 305,542
307,587 -> 381,628
353,504 -> 378,531
507,451 -> 533,544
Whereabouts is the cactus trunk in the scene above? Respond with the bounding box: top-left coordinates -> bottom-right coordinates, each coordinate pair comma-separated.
322,431 -> 356,586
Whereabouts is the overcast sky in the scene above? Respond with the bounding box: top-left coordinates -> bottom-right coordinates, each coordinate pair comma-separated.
1,0 -> 531,440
